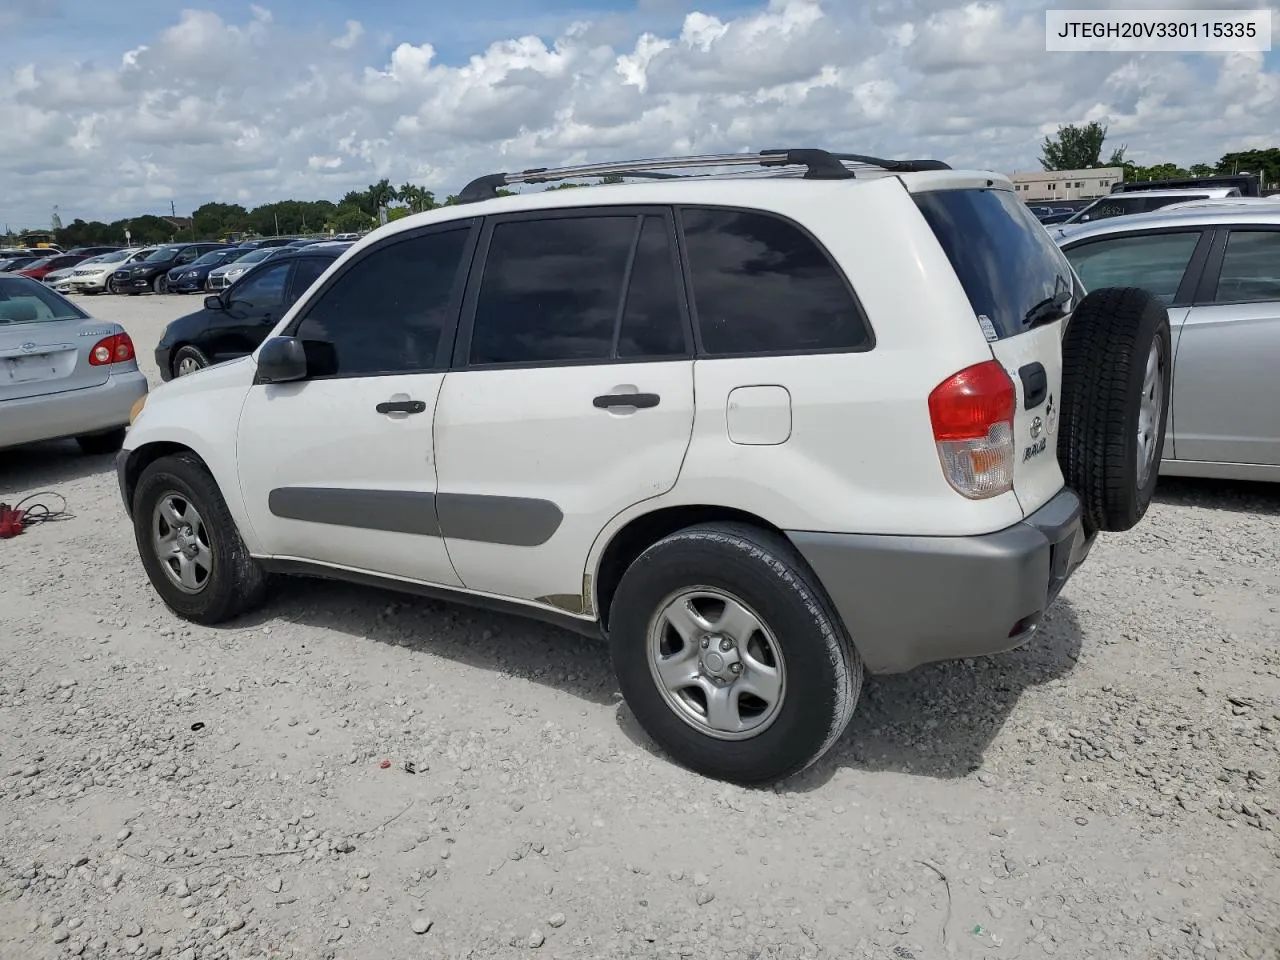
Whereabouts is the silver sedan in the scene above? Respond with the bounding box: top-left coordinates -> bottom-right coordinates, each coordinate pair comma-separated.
0,275 -> 148,454
1056,206 -> 1280,483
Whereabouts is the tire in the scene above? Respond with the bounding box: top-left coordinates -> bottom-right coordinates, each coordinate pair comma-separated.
173,345 -> 211,378
1058,286 -> 1172,534
153,275 -> 168,295
608,521 -> 862,785
105,278 -> 118,294
131,452 -> 268,624
75,427 -> 126,455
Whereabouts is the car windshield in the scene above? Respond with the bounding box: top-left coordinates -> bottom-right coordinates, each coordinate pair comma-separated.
145,246 -> 183,262
22,257 -> 54,270
95,249 -> 133,263
193,250 -> 232,266
234,249 -> 274,264
0,276 -> 89,324
1064,194 -> 1212,225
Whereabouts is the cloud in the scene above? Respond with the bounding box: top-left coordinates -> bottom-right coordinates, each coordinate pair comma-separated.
332,20 -> 364,51
1,0 -> 1277,225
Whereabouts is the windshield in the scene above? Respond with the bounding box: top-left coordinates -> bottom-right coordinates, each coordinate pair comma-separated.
0,276 -> 89,324
95,249 -> 133,264
193,250 -> 232,266
22,257 -> 54,270
234,249 -> 274,264
145,245 -> 183,262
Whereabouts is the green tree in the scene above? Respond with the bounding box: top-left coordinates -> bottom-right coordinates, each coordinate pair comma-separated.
367,179 -> 396,212
1217,148 -> 1280,186
191,202 -> 249,240
1188,163 -> 1216,178
397,183 -> 436,213
1041,122 -> 1126,171
333,205 -> 372,232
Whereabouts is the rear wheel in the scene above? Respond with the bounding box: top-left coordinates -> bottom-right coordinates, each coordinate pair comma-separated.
76,428 -> 126,455
173,345 -> 211,378
132,452 -> 268,624
1058,286 -> 1172,533
609,522 -> 861,784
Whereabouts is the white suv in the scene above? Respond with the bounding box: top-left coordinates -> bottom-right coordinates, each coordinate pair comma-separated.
117,149 -> 1171,784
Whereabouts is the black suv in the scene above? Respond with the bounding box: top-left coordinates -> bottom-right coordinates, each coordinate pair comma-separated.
111,242 -> 229,294
154,245 -> 348,380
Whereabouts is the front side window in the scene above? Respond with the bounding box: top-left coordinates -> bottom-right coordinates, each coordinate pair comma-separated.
680,207 -> 870,355
228,262 -> 291,313
1063,231 -> 1202,304
292,227 -> 470,377
1214,230 -> 1280,303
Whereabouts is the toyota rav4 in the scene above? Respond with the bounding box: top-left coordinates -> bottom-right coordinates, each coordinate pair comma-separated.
116,149 -> 1171,784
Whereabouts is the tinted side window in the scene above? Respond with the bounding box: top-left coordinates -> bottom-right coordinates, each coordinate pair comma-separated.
617,216 -> 686,358
680,208 -> 869,355
1214,230 -> 1280,303
293,228 -> 469,376
229,262 -> 290,312
288,257 -> 331,304
1064,232 -> 1201,305
469,216 -> 635,365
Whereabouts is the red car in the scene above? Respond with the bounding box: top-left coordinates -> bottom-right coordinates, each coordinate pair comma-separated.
17,253 -> 89,280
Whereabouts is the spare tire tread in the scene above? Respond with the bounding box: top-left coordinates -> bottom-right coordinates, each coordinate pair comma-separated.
1058,286 -> 1170,533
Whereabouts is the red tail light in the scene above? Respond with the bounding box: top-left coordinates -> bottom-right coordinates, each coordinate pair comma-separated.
88,332 -> 136,366
928,360 -> 1016,499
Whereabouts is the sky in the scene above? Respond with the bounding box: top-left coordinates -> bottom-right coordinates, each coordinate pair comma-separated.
2,0 -> 1278,228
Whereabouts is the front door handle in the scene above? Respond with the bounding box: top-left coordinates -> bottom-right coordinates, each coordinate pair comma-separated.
376,399 -> 426,415
593,392 -> 660,410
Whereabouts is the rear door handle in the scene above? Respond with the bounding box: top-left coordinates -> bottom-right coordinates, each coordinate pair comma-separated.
376,400 -> 426,415
593,393 -> 660,409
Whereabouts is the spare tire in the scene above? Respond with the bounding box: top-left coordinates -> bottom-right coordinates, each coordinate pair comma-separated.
1057,286 -> 1171,534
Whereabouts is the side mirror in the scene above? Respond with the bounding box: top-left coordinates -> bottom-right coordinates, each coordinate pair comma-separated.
203,295 -> 224,311
255,336 -> 308,384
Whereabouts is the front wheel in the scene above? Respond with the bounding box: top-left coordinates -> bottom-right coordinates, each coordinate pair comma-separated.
132,452 -> 269,624
105,277 -> 118,294
173,344 -> 211,378
153,275 -> 168,295
609,522 -> 862,785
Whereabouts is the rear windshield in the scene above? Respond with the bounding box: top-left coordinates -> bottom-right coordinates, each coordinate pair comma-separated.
0,277 -> 88,324
914,187 -> 1076,341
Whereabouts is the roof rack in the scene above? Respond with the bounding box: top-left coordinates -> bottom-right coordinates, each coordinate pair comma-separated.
456,148 -> 951,204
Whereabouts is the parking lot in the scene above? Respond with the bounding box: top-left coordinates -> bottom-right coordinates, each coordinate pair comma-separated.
2,293 -> 1278,960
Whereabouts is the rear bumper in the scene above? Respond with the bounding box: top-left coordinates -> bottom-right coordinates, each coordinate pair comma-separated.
786,488 -> 1093,675
0,370 -> 148,450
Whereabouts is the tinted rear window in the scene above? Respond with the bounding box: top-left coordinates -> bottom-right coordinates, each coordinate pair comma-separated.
914,188 -> 1075,341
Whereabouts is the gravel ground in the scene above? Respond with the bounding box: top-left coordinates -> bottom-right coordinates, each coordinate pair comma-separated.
1,293 -> 1278,960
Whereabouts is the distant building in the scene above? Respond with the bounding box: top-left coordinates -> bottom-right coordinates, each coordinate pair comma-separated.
1008,167 -> 1123,202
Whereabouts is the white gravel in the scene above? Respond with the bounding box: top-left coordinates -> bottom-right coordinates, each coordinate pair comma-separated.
1,292 -> 1278,960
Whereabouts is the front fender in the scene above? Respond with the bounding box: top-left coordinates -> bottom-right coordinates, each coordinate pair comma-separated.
122,358 -> 261,552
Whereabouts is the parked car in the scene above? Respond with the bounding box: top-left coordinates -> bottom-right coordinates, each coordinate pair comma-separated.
236,237 -> 300,250
64,245 -> 123,257
0,274 -> 147,454
110,243 -> 230,295
1057,205 -> 1279,482
0,256 -> 43,273
15,254 -> 89,281
1050,187 -> 1241,237
165,247 -> 254,294
155,246 -> 344,379
43,262 -> 91,291
66,247 -> 156,295
118,148 -> 1169,784
204,247 -> 287,291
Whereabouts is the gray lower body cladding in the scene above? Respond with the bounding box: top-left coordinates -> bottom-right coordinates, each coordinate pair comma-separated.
786,488 -> 1092,675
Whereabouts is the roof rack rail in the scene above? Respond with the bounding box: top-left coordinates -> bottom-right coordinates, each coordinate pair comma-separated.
455,148 -> 951,203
